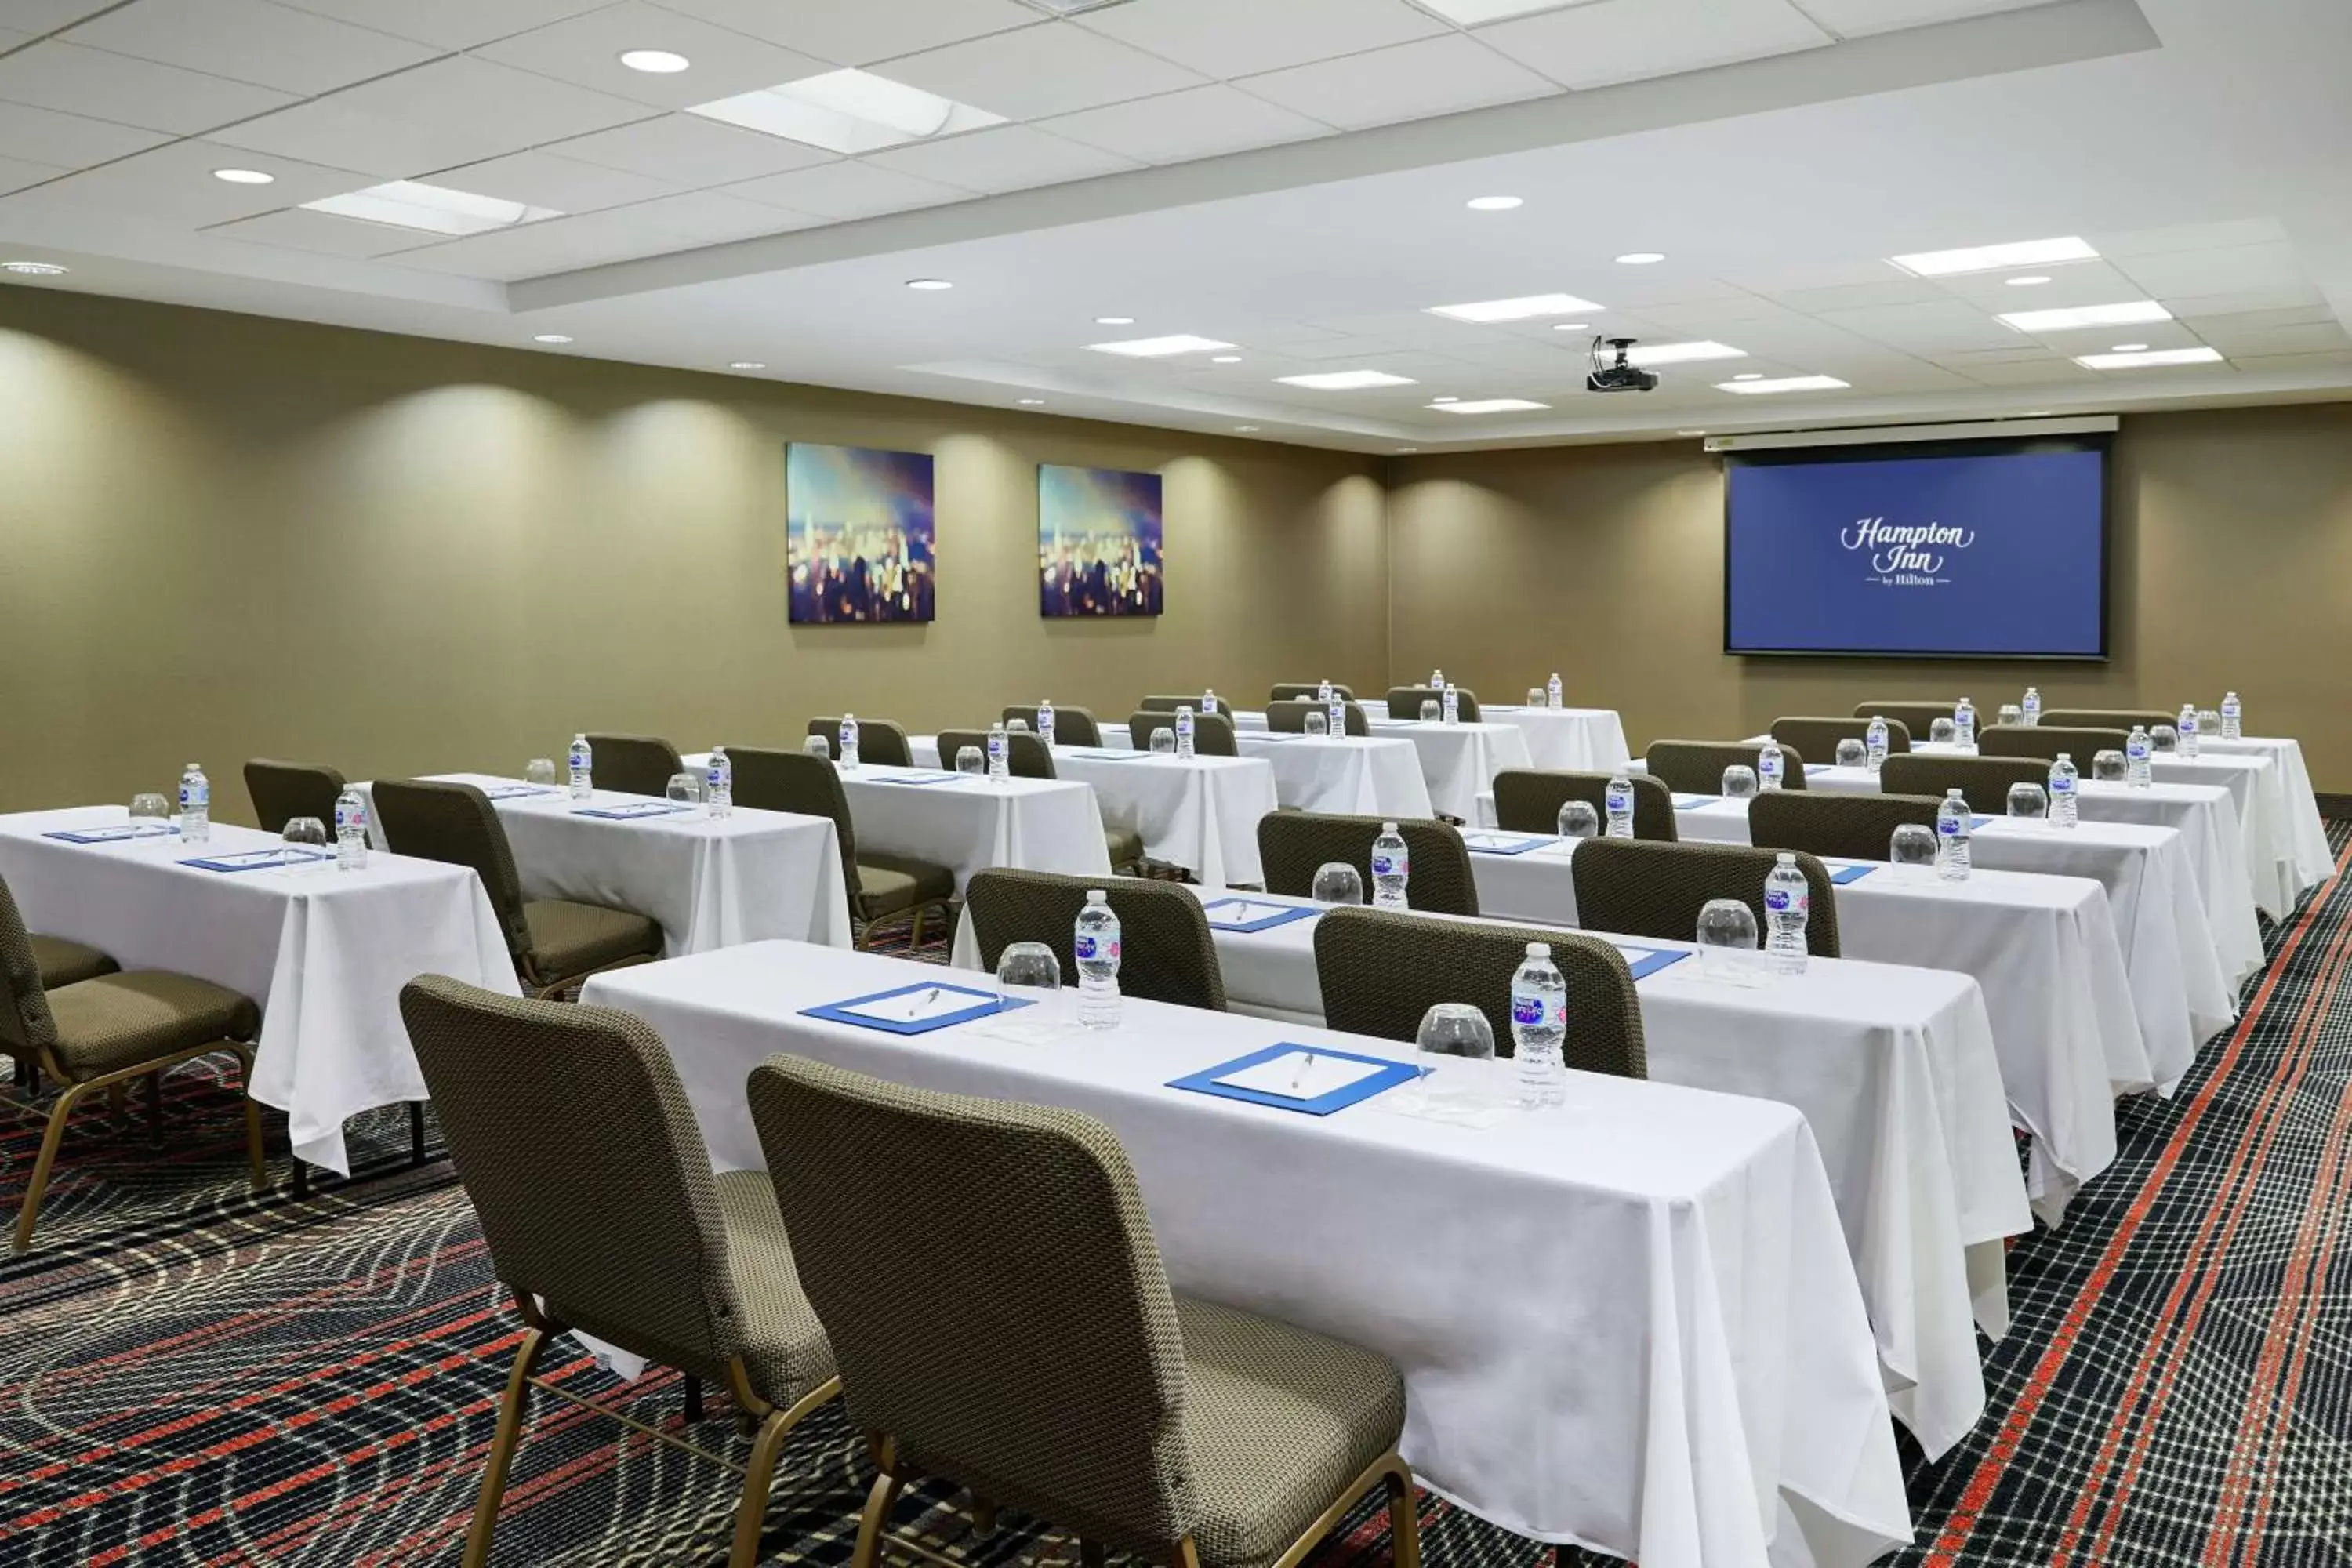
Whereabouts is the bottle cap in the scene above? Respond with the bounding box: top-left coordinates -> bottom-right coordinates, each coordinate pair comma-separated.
1086,889 -> 1107,903
2057,752 -> 2071,760
1777,851 -> 1795,863
1526,942 -> 1549,957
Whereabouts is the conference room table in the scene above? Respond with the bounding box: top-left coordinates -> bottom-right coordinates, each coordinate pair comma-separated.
948,890 -> 2029,1458
1453,829 -> 2125,1223
2197,732 -> 2335,897
1232,732 -> 1435,817
1236,703 -> 1633,774
0,806 -> 518,1176
363,774 -> 855,953
1362,719 -> 1534,820
583,940 -> 1914,1568
1040,747 -> 1278,886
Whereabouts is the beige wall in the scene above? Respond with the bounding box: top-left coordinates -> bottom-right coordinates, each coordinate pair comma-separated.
0,291 -> 1388,820
1388,404 -> 2352,789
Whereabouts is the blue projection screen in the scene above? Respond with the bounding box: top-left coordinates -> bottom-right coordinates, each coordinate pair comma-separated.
1725,444 -> 2107,659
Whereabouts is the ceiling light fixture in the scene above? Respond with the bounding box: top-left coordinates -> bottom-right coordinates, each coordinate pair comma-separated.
534,334 -> 574,344
619,49 -> 690,73
2005,274 -> 2052,286
1548,322 -> 1591,332
1430,396 -> 1460,404
906,278 -> 953,290
1677,429 -> 1708,437
1094,315 -> 1134,325
1614,252 -> 1665,265
1235,425 -> 1260,432
2111,342 -> 2150,352
1,260 -> 66,275
729,361 -> 766,369
1396,447 -> 1418,453
1210,354 -> 1241,364
1432,398 -> 1550,414
303,180 -> 561,235
1427,292 -> 1604,325
2074,347 -> 2224,370
1889,236 -> 2098,277
691,69 -> 1004,154
1733,372 -> 1764,381
1276,369 -> 1417,390
212,168 -> 274,184
1087,334 -> 1235,358
1466,195 -> 1523,212
1624,340 -> 1744,366
1999,300 -> 2171,332
1018,397 -> 1045,405
1717,374 -> 1850,394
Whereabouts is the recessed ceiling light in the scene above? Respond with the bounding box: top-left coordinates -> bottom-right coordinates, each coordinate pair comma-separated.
1427,292 -> 1604,325
1018,397 -> 1045,405
1548,322 -> 1592,332
1716,374 -> 1851,394
1094,315 -> 1134,325
303,180 -> 561,235
2,260 -> 67,275
1432,398 -> 1550,414
534,334 -> 574,344
212,168 -> 274,185
1210,354 -> 1241,364
1614,252 -> 1665,265
1999,300 -> 2171,332
1466,195 -> 1523,212
1235,425 -> 1260,432
1430,396 -> 1460,404
2111,343 -> 2149,353
1889,236 -> 2097,277
906,278 -> 953,290
1276,369 -> 1417,390
1732,372 -> 1764,381
620,49 -> 690,73
1625,340 -> 1744,366
729,361 -> 766,369
1087,334 -> 1235,358
2074,347 -> 2225,370
2005,275 -> 2053,286
1677,429 -> 1708,437
691,68 -> 1003,154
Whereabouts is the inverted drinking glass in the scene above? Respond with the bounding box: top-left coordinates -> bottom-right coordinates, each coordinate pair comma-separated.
666,772 -> 703,805
1419,699 -> 1440,721
524,757 -> 557,788
1312,862 -> 1363,905
1556,800 -> 1600,839
1889,823 -> 1939,868
804,735 -> 831,760
281,816 -> 328,851
1149,728 -> 1176,756
2009,782 -> 2049,818
1720,765 -> 1758,800
129,792 -> 172,822
2151,724 -> 2178,753
1526,688 -> 1545,706
1695,898 -> 1759,980
1998,705 -> 2023,727
1835,739 -> 1867,767
1305,710 -> 1328,736
955,746 -> 984,775
2093,750 -> 2127,782
995,942 -> 1062,1014
1929,717 -> 1957,743
1415,1004 -> 1495,1059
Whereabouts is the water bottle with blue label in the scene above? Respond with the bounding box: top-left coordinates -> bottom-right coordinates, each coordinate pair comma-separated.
1429,668 -> 1444,690
1317,678 -> 1334,704
1511,942 -> 1568,1109
838,714 -> 861,770
2049,753 -> 2079,828
1864,715 -> 1889,773
1074,889 -> 1122,1029
568,735 -> 593,803
2221,691 -> 2242,741
2176,703 -> 2199,759
985,721 -> 1009,781
1441,684 -> 1460,725
1757,739 -> 1786,792
1764,852 -> 1809,975
1037,699 -> 1056,748
1201,689 -> 1218,716
1936,789 -> 1973,880
1327,692 -> 1346,736
2021,686 -> 2042,728
334,786 -> 368,870
1954,696 -> 1976,747
706,746 -> 732,818
1370,821 -> 1409,909
1174,705 -> 1196,760
2125,724 -> 2152,787
1604,774 -> 1635,837
1546,672 -> 1563,710
178,762 -> 210,844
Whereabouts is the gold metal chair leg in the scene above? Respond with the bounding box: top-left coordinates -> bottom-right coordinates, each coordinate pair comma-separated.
107,1081 -> 127,1123
850,1468 -> 906,1568
13,1081 -> 90,1255
145,1071 -> 164,1143
463,1321 -> 551,1568
909,908 -> 925,948
232,1048 -> 267,1194
1385,1461 -> 1422,1568
725,1370 -> 840,1568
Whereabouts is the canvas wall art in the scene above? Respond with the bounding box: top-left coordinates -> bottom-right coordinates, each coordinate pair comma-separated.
1038,463 -> 1163,618
786,442 -> 937,624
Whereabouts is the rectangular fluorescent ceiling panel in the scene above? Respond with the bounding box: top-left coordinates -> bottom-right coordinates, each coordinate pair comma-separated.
1889,236 -> 2099,277
690,70 -> 1004,154
303,180 -> 561,236
1998,300 -> 2172,333
2074,347 -> 2224,370
1426,292 -> 1604,324
1625,340 -> 1745,366
1432,398 -> 1550,413
1276,370 -> 1417,390
1087,335 -> 1236,358
1410,0 -> 1580,21
1716,375 -> 1851,394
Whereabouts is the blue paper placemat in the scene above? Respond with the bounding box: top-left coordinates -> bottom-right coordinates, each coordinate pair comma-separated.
45,822 -> 180,845
1610,945 -> 1693,981
1240,731 -> 1309,742
1168,1044 -> 1416,1116
181,846 -> 334,873
862,771 -> 964,786
1672,794 -> 1724,809
1200,898 -> 1321,935
1062,750 -> 1155,761
482,783 -> 558,800
1459,830 -> 1550,856
1828,862 -> 1878,885
577,800 -> 691,819
800,982 -> 1030,1036
1803,764 -> 1834,775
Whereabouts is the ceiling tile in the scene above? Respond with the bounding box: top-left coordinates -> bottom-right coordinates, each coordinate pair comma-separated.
2193,321 -> 2351,357
2147,285 -> 2325,318
1788,0 -> 2058,41
430,147 -> 681,213
473,2 -> 831,110
1073,0 -> 1449,79
1929,259 -> 2142,307
650,0 -> 1037,66
209,97 -> 514,177
720,158 -> 971,219
1,1 -> 122,31
1816,299 -> 2024,353
881,23 -> 1207,120
0,40 -> 299,133
61,0 -> 441,96
203,205 -> 444,256
864,122 -> 1137,193
0,100 -> 174,169
394,194 -> 816,279
1478,0 -> 1830,90
272,0 -> 608,50
1236,34 -> 1555,131
2230,350 -> 2352,378
2089,218 -> 2287,258
14,138 -> 374,223
0,153 -> 64,194
0,27 -> 31,50
548,112 -> 838,183
1038,84 -> 1331,163
2173,303 -> 2336,336
2111,241 -> 2307,300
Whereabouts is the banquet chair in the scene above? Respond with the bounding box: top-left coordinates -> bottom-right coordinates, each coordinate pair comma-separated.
372,779 -> 663,998
1882,754 -> 2054,813
1003,705 -> 1103,747
1314,908 -> 1644,1078
398,976 -> 838,1568
744,1054 -> 1421,1568
1270,682 -> 1355,703
1747,792 -> 1944,863
1849,701 -> 1964,737
1976,724 -> 2129,764
964,869 -> 1226,1011
1257,813 -> 1479,916
244,758 -> 349,833
1644,740 -> 1810,794
1570,839 -> 1842,958
1,873 -> 263,1254
1138,693 -> 1221,712
1769,715 -> 1913,761
939,733 -> 1143,873
583,734 -> 687,799
1265,699 -> 1370,737
2038,709 -> 2176,732
1127,710 -> 1240,757
808,717 -> 916,770
726,749 -> 956,948
1385,685 -> 1481,723
1492,770 -> 1677,841
14,935 -> 122,1092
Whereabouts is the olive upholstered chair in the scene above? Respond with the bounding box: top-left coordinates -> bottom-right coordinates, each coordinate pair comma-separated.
1002,705 -> 1104,748
1139,693 -> 1225,712
1569,837 -> 1841,959
1747,792 -> 1944,862
1643,740 -> 1809,794
244,759 -> 350,834
1270,682 -> 1355,704
1881,753 -> 2054,814
727,748 -> 955,947
1256,813 -> 1478,916
1976,725 -> 2129,764
964,869 -> 1225,1011
807,718 -> 916,770
1127,710 -> 1240,757
1769,716 -> 1912,761
2037,709 -> 2174,732
1849,702 -> 1965,738
938,735 -> 1144,873
1492,770 -> 1677,841
1265,699 -> 1370,737
582,734 -> 687,799
1385,686 -> 1480,723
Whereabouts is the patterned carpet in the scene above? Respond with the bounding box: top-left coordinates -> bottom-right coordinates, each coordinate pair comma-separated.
1,834 -> 2346,1566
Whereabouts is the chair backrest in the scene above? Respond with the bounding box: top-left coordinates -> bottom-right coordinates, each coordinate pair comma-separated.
1769,715 -> 1913,760
1881,753 -> 2053,813
1849,701 -> 1963,738
1976,724 -> 2129,763
0,874 -> 59,1058
399,976 -> 779,1387
1569,838 -> 1841,958
243,759 -> 349,833
1313,907 -> 1644,1078
1264,699 -> 1369,737
1385,685 -> 1482,723
372,779 -> 532,966
746,1054 -> 1195,1555
808,717 -> 914,769
1123,710 -> 1238,757
1492,769 -> 1678,840
1643,740 -> 1809,794
1269,682 -> 1354,704
727,748 -> 863,915
1747,791 -> 1944,862
938,729 -> 1056,780
1136,694 -> 1216,713
1255,812 -> 1479,916
2038,708 -> 2173,732
1004,706 -> 1102,748
964,869 -> 1226,1011
583,734 -> 686,799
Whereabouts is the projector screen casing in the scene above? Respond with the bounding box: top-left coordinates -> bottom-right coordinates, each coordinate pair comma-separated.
1722,436 -> 2111,661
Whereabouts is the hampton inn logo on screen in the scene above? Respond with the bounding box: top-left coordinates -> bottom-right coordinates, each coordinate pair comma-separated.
1839,517 -> 1977,588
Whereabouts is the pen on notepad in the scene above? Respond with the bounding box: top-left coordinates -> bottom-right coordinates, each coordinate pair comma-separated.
1290,1051 -> 1317,1093
903,987 -> 942,1021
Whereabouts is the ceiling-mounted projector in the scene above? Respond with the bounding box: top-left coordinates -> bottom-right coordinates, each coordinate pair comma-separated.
1587,336 -> 1660,394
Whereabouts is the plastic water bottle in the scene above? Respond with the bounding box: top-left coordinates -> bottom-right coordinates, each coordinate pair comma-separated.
705,746 -> 733,818
1036,699 -> 1056,748
1546,672 -> 1563,710
1936,789 -> 1973,880
334,786 -> 368,870
1604,774 -> 1635,838
1440,684 -> 1460,725
1174,705 -> 1196,760
838,714 -> 861,770
567,735 -> 593,802
2221,691 -> 2242,741
1511,942 -> 1568,1109
1370,821 -> 1409,909
1073,890 -> 1122,1029
2176,703 -> 2199,760
2049,753 -> 2079,829
1764,852 -> 1809,975
1429,667 -> 1444,690
1327,693 -> 1346,736
1317,678 -> 1334,703
1201,689 -> 1218,716
1954,696 -> 1976,747
2125,724 -> 2152,788
1864,715 -> 1889,773
1757,739 -> 1786,792
985,721 -> 1009,781
2021,686 -> 2042,728
178,762 -> 211,843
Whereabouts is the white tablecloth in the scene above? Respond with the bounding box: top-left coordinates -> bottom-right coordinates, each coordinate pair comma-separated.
1047,749 -> 1279,885
2198,735 -> 2334,895
1461,834 -> 2125,1225
950,893 -> 2027,1458
1233,734 -> 1435,818
818,759 -> 1112,887
1364,720 -> 1535,821
0,807 -> 519,1175
1477,706 -> 1635,772
583,941 -> 1912,1568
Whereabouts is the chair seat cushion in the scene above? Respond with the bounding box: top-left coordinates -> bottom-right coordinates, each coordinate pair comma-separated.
713,1169 -> 838,1405
523,899 -> 664,982
31,934 -> 117,991
1104,827 -> 1146,868
1175,1295 -> 1406,1568
856,852 -> 956,918
45,971 -> 260,1080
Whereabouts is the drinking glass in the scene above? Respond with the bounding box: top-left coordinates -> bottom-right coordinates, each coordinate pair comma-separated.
1998,704 -> 2024,727
1556,800 -> 1600,839
2008,782 -> 2049,818
1419,699 -> 1441,721
955,746 -> 985,775
1415,1004 -> 1495,1059
282,816 -> 328,854
2198,708 -> 2222,734
129,792 -> 172,822
1929,717 -> 1957,744
1305,710 -> 1328,736
804,735 -> 832,760
524,757 -> 558,788
1312,862 -> 1363,905
1890,823 -> 1939,869
1695,898 -> 1759,980
995,942 -> 1062,1015
2093,749 -> 2127,782
1720,764 -> 1758,800
666,772 -> 704,805
1526,688 -> 1546,707
2151,724 -> 2178,753
1149,727 -> 1176,756
1835,738 -> 1867,767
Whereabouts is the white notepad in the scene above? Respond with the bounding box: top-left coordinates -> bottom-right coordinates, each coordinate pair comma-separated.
1203,900 -> 1290,928
1215,1049 -> 1388,1101
839,987 -> 985,1025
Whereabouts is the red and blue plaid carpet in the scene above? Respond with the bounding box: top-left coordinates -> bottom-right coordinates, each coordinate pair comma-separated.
2,829 -> 2347,1566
